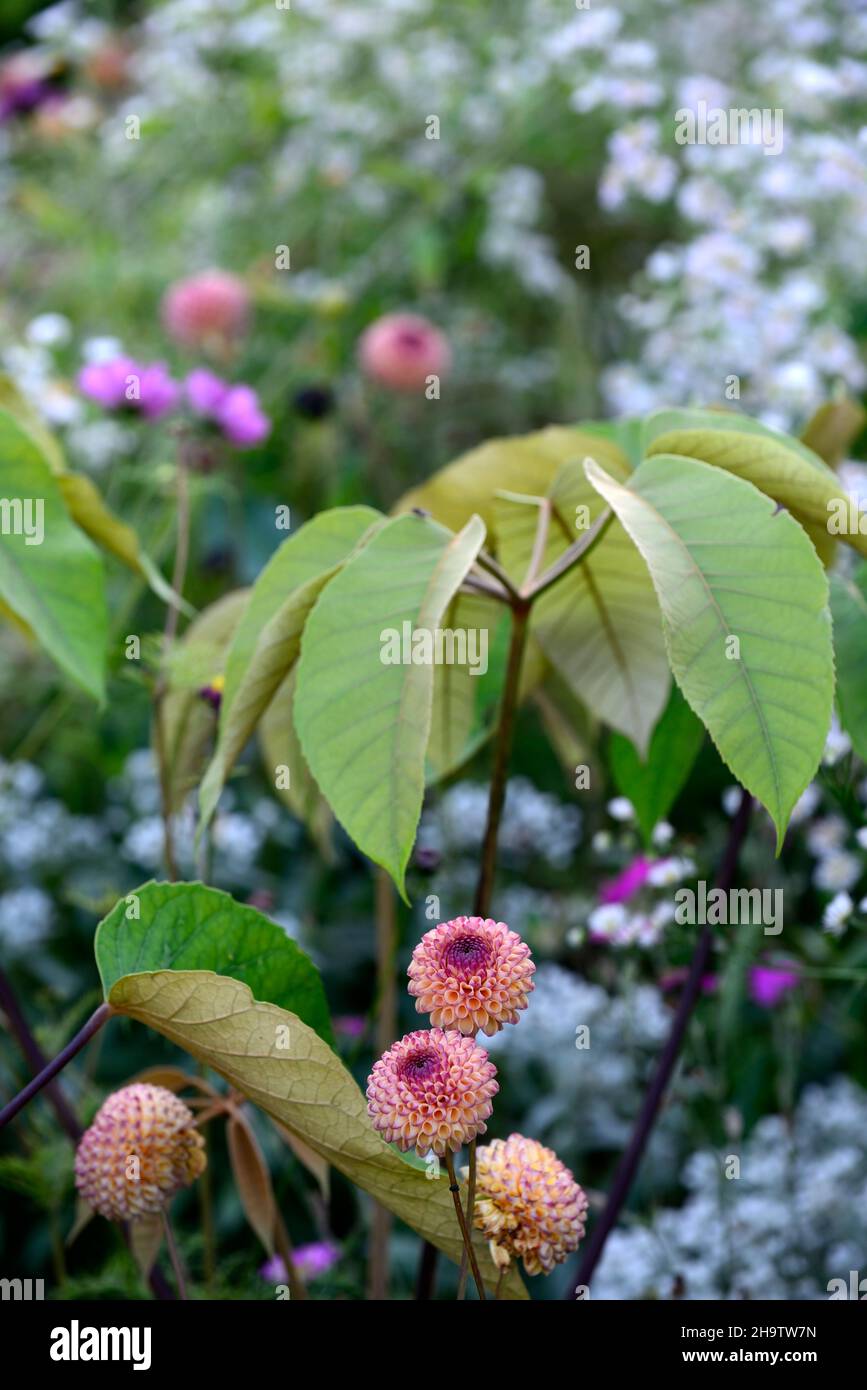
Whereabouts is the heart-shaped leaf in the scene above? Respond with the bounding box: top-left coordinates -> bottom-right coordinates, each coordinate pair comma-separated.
95,881 -> 333,1046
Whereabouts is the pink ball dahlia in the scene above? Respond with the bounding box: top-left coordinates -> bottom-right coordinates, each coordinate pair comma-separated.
408,915 -> 535,1036
162,269 -> 250,348
469,1134 -> 588,1276
74,1083 -> 206,1222
357,312 -> 451,391
366,1028 -> 498,1157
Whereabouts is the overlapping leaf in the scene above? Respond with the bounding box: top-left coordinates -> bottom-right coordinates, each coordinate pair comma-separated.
294,512 -> 486,897
586,454 -> 834,848
199,507 -> 382,829
830,566 -> 867,762
495,452 -> 670,754
161,588 -> 249,811
0,408 -> 107,699
396,426 -> 628,544
609,685 -> 705,845
643,407 -> 866,564
259,667 -> 333,858
106,968 -> 525,1299
95,880 -> 333,1045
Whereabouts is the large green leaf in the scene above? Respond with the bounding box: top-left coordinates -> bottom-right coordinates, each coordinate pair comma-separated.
199,507 -> 382,830
396,426 -> 628,547
609,685 -> 706,845
586,454 -> 834,848
258,666 -> 333,859
294,512 -> 486,897
0,376 -> 185,610
830,566 -> 867,762
161,588 -> 250,812
105,968 -> 525,1298
0,409 -> 107,699
801,399 -> 866,470
495,452 -> 670,754
427,591 -> 505,779
95,880 -> 333,1046
643,407 -> 866,564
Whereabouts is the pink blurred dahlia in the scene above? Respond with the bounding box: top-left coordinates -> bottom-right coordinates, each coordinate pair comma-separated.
366,1028 -> 498,1157
408,915 -> 535,1036
357,312 -> 451,391
469,1134 -> 588,1275
162,269 -> 250,348
74,1083 -> 206,1222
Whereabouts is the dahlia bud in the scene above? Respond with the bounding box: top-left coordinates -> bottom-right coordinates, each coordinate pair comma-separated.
74,1083 -> 206,1222
162,269 -> 250,348
468,1134 -> 588,1276
357,312 -> 451,392
366,1028 -> 498,1157
408,915 -> 535,1036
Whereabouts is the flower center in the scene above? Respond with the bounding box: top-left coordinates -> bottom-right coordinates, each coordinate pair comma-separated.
443,934 -> 491,975
397,329 -> 425,352
401,1050 -> 438,1082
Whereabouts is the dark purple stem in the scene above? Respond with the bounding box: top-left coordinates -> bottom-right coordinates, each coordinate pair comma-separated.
0,968 -> 81,1141
569,789 -> 753,1296
0,1002 -> 112,1131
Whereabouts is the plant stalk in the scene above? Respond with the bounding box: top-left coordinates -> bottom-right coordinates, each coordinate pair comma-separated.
569,789 -> 753,1296
152,442 -> 192,882
0,1003 -> 113,1131
445,1150 -> 486,1300
473,601 -> 531,918
0,969 -> 81,1141
368,867 -> 397,1299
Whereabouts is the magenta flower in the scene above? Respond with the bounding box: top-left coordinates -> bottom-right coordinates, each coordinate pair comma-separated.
78,356 -> 180,419
749,965 -> 799,1009
599,856 -> 652,905
217,385 -> 270,447
260,1242 -> 340,1284
184,371 -> 270,449
0,53 -> 54,120
186,367 -> 228,415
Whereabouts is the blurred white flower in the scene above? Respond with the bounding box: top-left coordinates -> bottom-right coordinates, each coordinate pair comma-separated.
823,891 -> 853,936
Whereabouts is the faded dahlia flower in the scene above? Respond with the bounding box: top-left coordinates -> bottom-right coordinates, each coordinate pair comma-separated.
357,312 -> 451,391
366,1028 -> 498,1157
162,269 -> 250,348
408,915 -> 535,1036
75,1084 -> 206,1222
468,1134 -> 588,1275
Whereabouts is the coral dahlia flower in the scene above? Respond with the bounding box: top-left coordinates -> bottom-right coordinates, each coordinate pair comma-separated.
74,1083 -> 206,1222
469,1134 -> 588,1275
366,1028 -> 498,1157
408,915 -> 535,1036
